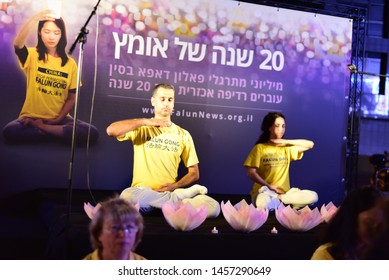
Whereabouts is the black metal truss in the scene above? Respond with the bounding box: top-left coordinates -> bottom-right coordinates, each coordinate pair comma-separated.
347,7 -> 367,193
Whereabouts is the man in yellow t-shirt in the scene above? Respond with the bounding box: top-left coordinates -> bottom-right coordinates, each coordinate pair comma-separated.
105,83 -> 220,218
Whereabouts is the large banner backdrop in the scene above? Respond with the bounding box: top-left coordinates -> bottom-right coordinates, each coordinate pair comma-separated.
0,0 -> 352,206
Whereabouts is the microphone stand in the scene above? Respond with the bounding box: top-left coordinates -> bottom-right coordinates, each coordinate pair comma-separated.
64,0 -> 101,248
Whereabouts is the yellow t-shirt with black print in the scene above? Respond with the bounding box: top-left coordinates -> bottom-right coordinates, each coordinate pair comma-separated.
244,143 -> 303,197
118,123 -> 199,189
18,48 -> 78,119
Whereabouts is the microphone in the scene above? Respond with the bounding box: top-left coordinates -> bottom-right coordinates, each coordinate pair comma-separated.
68,0 -> 101,55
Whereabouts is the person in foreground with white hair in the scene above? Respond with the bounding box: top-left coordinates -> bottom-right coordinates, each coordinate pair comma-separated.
84,196 -> 146,260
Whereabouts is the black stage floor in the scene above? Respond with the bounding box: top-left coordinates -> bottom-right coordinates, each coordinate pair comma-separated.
0,188 -> 325,260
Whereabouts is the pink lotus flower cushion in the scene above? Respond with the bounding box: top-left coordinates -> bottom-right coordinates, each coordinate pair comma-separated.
84,201 -> 140,219
275,203 -> 323,232
162,201 -> 208,231
221,199 -> 269,233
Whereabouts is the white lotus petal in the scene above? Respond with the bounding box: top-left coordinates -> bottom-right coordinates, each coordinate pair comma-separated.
320,202 -> 338,223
